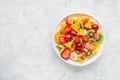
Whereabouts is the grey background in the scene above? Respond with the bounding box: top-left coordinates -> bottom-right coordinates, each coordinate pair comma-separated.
0,0 -> 120,80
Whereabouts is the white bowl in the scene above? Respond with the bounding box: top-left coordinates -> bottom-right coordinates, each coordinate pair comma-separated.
52,13 -> 105,66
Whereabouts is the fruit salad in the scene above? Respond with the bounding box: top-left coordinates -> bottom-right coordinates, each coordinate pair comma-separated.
54,14 -> 103,64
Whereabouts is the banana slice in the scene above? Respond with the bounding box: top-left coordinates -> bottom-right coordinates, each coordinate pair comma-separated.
70,52 -> 78,61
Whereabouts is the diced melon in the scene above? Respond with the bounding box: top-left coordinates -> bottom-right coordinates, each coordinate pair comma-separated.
60,21 -> 67,33
85,21 -> 92,29
54,31 -> 61,44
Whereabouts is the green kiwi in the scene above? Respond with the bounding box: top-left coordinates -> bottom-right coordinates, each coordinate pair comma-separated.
96,32 -> 104,45
86,52 -> 94,59
87,30 -> 95,37
89,38 -> 96,44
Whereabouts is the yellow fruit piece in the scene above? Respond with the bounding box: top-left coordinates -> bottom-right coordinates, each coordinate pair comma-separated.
78,57 -> 84,64
64,41 -> 72,48
70,16 -> 79,23
80,16 -> 90,24
60,21 -> 67,33
92,45 -> 99,53
78,29 -> 86,36
54,31 -> 61,44
71,24 -> 79,32
84,21 -> 92,29
70,47 -> 74,52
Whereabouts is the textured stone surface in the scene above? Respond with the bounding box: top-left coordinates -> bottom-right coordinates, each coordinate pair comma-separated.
0,0 -> 120,80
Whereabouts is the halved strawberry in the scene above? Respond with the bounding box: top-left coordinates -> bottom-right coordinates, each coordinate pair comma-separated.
63,27 -> 72,34
81,36 -> 88,42
84,42 -> 94,51
61,48 -> 71,60
59,35 -> 66,44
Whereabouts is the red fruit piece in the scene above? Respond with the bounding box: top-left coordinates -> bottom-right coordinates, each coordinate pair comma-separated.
65,34 -> 72,42
59,35 -> 66,44
70,30 -> 77,35
74,43 -> 82,50
61,48 -> 71,60
92,24 -> 99,31
66,18 -> 71,26
63,27 -> 72,34
75,35 -> 80,43
84,42 -> 94,51
92,32 -> 98,40
81,52 -> 86,60
81,36 -> 88,42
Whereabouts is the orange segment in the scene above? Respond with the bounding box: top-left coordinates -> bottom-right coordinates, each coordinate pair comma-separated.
60,21 -> 67,33
80,16 -> 90,24
54,31 -> 61,44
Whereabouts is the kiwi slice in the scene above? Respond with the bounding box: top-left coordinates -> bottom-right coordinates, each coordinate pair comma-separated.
87,30 -> 95,37
89,38 -> 96,44
85,52 -> 94,59
96,32 -> 104,45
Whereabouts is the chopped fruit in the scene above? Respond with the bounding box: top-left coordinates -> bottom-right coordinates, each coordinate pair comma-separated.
92,24 -> 99,31
78,57 -> 84,64
70,30 -> 77,35
79,16 -> 90,24
54,14 -> 104,64
65,34 -> 72,42
85,21 -> 92,29
64,41 -> 72,48
54,31 -> 61,44
78,29 -> 87,36
59,35 -> 66,44
71,23 -> 79,32
84,42 -> 94,51
60,21 -> 67,33
81,36 -> 89,42
70,52 -> 78,61
92,32 -> 98,40
81,52 -> 86,60
63,27 -> 72,34
92,45 -> 99,53
74,43 -> 82,50
61,48 -> 71,60
75,35 -> 80,43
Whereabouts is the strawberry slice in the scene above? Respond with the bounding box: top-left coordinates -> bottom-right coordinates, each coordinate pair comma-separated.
63,27 -> 72,34
70,30 -> 77,35
75,35 -> 80,43
81,36 -> 88,42
81,52 -> 86,60
92,32 -> 98,40
59,35 -> 66,44
61,48 -> 71,60
66,18 -> 71,26
84,42 -> 94,51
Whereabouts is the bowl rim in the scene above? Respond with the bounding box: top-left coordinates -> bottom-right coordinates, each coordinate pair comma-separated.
52,13 -> 105,66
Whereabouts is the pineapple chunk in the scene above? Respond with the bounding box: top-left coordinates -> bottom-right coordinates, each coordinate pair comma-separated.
71,24 -> 79,32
